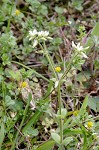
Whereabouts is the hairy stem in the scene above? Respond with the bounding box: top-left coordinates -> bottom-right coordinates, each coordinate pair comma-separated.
58,81 -> 63,146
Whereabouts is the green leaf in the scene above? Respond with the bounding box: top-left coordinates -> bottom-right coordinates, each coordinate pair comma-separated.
41,80 -> 53,103
88,97 -> 97,112
0,123 -> 5,149
57,108 -> 67,118
91,22 -> 99,36
7,69 -> 21,81
61,108 -> 67,117
0,75 -> 4,83
76,71 -> 91,83
22,110 -> 42,133
72,0 -> 84,11
51,132 -> 60,144
12,100 -> 23,111
81,126 -> 87,149
55,6 -> 64,14
78,95 -> 88,116
63,128 -> 82,136
85,22 -> 99,51
62,137 -> 73,146
40,5 -> 48,15
88,97 -> 99,112
23,126 -> 38,136
5,95 -> 15,106
37,140 -> 55,150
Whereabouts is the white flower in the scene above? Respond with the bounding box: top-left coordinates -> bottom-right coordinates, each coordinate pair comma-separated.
28,29 -> 38,40
10,112 -> 17,118
28,29 -> 52,48
72,41 -> 89,58
38,31 -> 49,37
68,21 -> 72,24
72,41 -> 83,51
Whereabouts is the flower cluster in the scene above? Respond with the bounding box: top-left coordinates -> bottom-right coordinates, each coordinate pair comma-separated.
28,29 -> 53,48
72,41 -> 89,59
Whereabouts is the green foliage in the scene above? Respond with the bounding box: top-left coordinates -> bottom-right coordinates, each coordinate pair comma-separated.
0,123 -> 5,149
37,140 -> 55,150
62,137 -> 73,146
88,97 -> 99,112
0,0 -> 99,149
85,22 -> 99,52
51,133 -> 60,144
71,0 -> 84,11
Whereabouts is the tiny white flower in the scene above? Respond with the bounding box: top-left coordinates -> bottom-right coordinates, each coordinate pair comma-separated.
72,41 -> 77,49
72,41 -> 83,51
37,31 -> 42,37
92,133 -> 97,136
10,112 -> 17,118
28,29 -> 38,40
72,41 -> 89,58
33,40 -> 38,48
28,29 -> 52,47
38,31 -> 49,37
44,31 -> 49,36
68,21 -> 72,24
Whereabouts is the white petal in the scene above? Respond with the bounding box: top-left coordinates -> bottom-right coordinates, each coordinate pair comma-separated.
77,43 -> 83,51
33,40 -> 38,48
77,43 -> 80,48
81,52 -> 88,58
44,31 -> 49,36
38,31 -> 49,37
29,29 -> 38,37
68,21 -> 72,24
72,41 -> 77,49
38,31 -> 42,36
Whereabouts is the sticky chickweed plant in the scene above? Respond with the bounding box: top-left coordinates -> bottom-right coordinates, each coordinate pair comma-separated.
26,29 -> 98,150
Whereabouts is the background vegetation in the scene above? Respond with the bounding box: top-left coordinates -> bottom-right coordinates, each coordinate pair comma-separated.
0,0 -> 99,149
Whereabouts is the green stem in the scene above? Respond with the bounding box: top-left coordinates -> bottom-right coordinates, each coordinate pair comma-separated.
2,80 -> 6,114
41,42 -> 64,147
39,41 -> 63,148
12,60 -> 50,83
11,93 -> 32,150
6,2 -> 14,33
42,42 -> 58,79
60,53 -> 79,81
58,81 -> 63,146
57,53 -> 79,149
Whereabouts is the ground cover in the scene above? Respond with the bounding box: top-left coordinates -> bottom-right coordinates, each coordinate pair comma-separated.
0,0 -> 99,149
